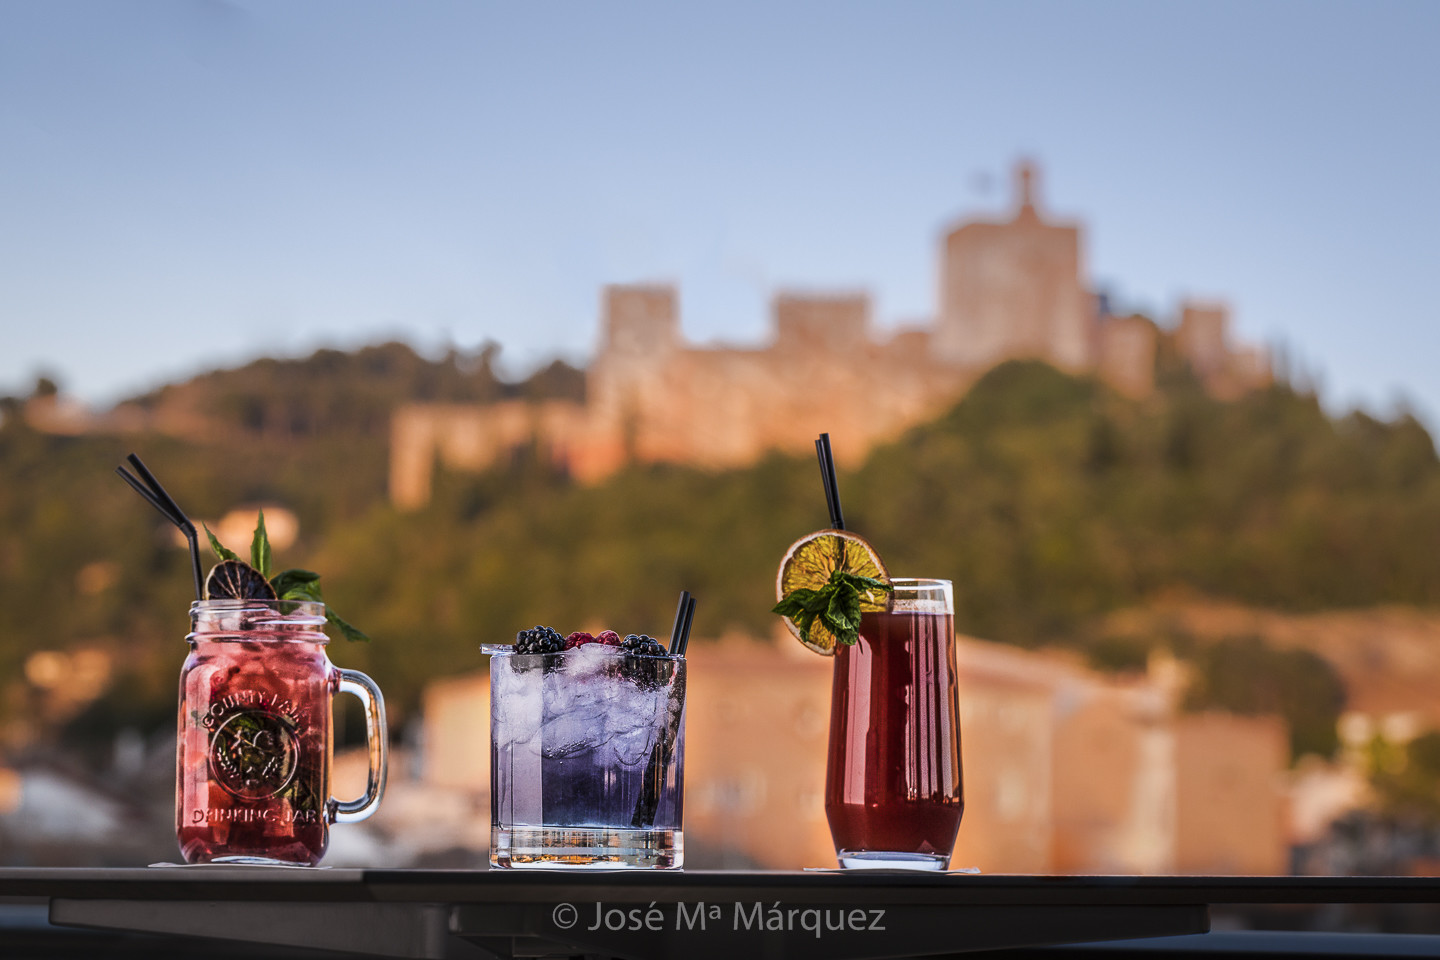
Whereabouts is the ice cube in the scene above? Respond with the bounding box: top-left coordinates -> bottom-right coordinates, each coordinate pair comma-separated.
605,684 -> 666,766
491,659 -> 542,748
538,667 -> 609,757
566,643 -> 620,681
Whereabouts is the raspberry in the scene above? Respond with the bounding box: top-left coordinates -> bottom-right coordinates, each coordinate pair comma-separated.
564,631 -> 595,650
514,625 -> 564,655
595,630 -> 622,646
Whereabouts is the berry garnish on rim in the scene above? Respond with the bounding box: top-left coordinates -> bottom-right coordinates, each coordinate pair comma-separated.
515,625 -> 565,654
564,631 -> 596,650
621,634 -> 666,658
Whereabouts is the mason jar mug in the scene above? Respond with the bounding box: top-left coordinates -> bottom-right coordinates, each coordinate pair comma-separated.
176,599 -> 387,865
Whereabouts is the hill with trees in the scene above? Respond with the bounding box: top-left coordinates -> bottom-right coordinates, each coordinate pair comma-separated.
3,353 -> 1439,762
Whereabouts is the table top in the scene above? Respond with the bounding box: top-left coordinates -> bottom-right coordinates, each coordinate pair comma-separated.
6,869 -> 1440,960
4,867 -> 1440,903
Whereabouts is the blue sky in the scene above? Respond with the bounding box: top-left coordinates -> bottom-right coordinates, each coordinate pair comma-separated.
2,1 -> 1437,423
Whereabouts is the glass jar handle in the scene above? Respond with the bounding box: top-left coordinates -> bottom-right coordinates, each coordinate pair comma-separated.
329,668 -> 388,824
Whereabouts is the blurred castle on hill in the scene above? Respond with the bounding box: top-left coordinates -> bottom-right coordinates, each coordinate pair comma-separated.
390,161 -> 1271,507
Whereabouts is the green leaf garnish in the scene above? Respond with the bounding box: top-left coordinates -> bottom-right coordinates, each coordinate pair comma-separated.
251,509 -> 272,579
271,568 -> 322,601
771,570 -> 891,647
270,567 -> 368,642
204,523 -> 241,563
327,608 -> 371,644
202,515 -> 371,642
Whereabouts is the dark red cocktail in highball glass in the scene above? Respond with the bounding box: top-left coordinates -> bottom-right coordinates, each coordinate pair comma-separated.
824,579 -> 963,869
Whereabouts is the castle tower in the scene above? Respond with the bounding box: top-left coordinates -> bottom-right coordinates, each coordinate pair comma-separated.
1175,301 -> 1230,380
1175,300 -> 1272,400
933,161 -> 1094,372
601,284 -> 680,357
1098,314 -> 1159,400
580,284 -> 685,476
773,293 -> 869,355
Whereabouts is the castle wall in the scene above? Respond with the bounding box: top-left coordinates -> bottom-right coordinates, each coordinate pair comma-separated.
585,291 -> 967,473
390,400 -> 591,508
386,162 -> 1273,507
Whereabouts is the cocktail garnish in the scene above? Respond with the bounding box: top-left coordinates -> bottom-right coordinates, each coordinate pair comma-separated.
773,435 -> 893,653
621,634 -> 666,657
203,522 -> 241,563
204,559 -> 278,601
204,510 -> 371,642
773,532 -> 892,652
515,625 -> 566,654
251,509 -> 272,577
564,631 -> 596,649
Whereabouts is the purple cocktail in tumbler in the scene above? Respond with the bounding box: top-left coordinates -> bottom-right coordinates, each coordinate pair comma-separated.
487,639 -> 686,869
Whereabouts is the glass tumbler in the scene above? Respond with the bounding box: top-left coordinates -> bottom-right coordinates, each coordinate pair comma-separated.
824,578 -> 963,869
176,599 -> 387,865
488,644 -> 686,869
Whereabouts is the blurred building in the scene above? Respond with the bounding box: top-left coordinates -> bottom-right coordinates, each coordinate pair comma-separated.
392,161 -> 1271,506
399,633 -> 1289,874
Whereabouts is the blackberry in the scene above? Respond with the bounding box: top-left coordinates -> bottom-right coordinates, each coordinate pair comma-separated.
515,624 -> 565,655
621,634 -> 667,658
621,634 -> 672,687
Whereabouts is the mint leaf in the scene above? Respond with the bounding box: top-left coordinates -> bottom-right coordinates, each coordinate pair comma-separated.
823,581 -> 862,639
251,509 -> 272,579
772,587 -> 824,618
269,567 -> 369,641
204,524 -> 241,563
833,571 -> 892,608
271,568 -> 322,602
327,608 -> 371,643
773,570 -> 893,647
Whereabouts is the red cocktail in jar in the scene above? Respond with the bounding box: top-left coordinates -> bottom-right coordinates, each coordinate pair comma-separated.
177,599 -> 386,865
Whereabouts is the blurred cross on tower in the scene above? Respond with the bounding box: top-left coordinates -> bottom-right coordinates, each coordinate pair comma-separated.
1016,159 -> 1038,220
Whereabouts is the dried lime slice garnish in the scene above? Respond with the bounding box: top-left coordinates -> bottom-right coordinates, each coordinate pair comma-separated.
204,559 -> 278,601
774,529 -> 891,655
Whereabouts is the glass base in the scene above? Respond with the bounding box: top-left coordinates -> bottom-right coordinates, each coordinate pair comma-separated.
207,855 -> 317,867
837,850 -> 948,871
492,826 -> 682,870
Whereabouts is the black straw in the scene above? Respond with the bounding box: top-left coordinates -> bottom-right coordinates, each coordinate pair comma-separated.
114,466 -> 177,523
631,594 -> 691,829
116,454 -> 204,600
815,433 -> 845,530
675,595 -> 697,657
667,590 -> 691,654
